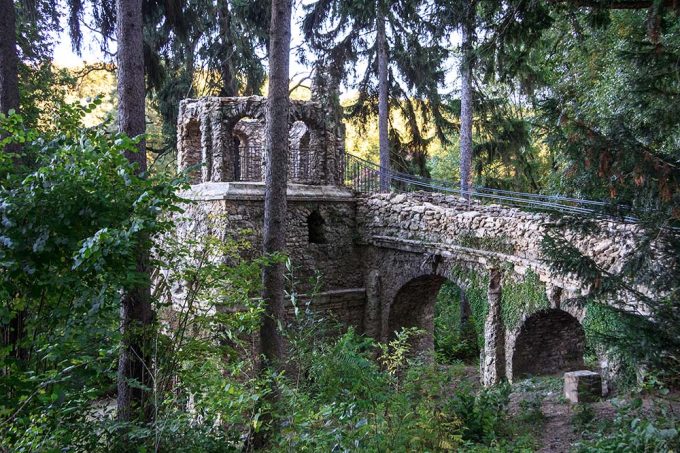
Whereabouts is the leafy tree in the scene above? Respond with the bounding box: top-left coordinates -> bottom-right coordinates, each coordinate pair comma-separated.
533,6 -> 680,385
0,0 -> 19,116
0,103 -> 185,448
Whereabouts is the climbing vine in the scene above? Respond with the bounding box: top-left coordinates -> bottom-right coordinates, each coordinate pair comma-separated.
449,266 -> 490,349
499,270 -> 549,331
581,302 -> 640,387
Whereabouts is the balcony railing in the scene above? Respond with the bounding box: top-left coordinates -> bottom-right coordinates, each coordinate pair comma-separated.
233,146 -> 313,183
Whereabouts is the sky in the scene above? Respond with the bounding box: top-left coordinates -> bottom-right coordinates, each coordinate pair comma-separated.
50,2 -> 460,96
52,3 -> 312,81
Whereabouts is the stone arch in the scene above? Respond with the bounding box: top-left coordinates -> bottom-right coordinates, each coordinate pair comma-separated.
383,262 -> 483,361
289,102 -> 329,184
388,274 -> 448,355
289,121 -> 310,182
232,118 -> 264,181
510,308 -> 585,380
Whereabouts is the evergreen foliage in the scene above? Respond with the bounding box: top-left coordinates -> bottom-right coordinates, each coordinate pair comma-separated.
1,0 -> 680,449
302,0 -> 455,176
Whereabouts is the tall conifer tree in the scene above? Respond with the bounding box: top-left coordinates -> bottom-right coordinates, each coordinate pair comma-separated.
303,0 -> 453,177
116,0 -> 154,423
261,0 -> 292,366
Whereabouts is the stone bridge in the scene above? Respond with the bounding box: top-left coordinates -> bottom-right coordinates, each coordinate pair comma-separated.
173,96 -> 670,386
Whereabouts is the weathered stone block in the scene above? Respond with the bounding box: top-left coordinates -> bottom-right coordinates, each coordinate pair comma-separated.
564,370 -> 602,403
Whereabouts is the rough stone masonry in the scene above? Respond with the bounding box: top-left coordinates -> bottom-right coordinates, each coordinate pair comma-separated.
171,95 -> 675,386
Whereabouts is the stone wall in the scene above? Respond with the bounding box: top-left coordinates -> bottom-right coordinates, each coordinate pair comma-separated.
509,309 -> 586,380
176,96 -> 345,185
357,191 -> 671,310
175,182 -> 365,327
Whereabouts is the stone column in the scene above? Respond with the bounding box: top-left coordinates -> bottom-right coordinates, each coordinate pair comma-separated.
200,117 -> 213,183
481,269 -> 505,386
210,111 -> 232,182
363,269 -> 381,339
308,129 -> 325,185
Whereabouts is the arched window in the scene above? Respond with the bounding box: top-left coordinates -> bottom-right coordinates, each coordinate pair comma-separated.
232,118 -> 264,181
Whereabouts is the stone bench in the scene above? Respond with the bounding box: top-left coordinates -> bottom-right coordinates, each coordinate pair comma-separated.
564,370 -> 602,403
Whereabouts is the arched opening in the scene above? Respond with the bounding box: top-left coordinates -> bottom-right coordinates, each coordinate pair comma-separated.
232,118 -> 264,181
389,275 -> 482,363
512,309 -> 585,379
307,210 -> 326,244
388,275 -> 443,356
289,121 -> 310,182
434,282 -> 480,364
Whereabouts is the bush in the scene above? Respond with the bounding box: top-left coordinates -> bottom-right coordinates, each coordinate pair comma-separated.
576,399 -> 680,453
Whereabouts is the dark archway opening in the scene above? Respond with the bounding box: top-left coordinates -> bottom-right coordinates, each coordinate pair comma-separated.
512,309 -> 585,379
434,282 -> 480,364
307,210 -> 326,244
389,275 -> 480,363
389,275 -> 446,355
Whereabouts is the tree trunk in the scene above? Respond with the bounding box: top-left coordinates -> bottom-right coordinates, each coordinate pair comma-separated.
0,0 -> 26,373
0,0 -> 19,116
116,0 -> 154,423
261,0 -> 292,367
218,0 -> 237,97
377,4 -> 390,192
459,3 -> 475,198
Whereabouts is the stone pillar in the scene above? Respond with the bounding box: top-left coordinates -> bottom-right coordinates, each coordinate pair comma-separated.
363,269 -> 381,339
199,118 -> 212,182
308,129 -> 325,185
209,112 -> 232,182
481,269 -> 505,386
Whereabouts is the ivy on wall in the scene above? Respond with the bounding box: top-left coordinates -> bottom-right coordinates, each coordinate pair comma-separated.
581,301 -> 639,386
439,267 -> 550,350
449,266 -> 490,350
500,270 -> 549,331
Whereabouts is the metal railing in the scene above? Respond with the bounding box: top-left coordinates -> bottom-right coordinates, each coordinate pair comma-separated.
233,146 -> 312,183
344,153 -> 637,221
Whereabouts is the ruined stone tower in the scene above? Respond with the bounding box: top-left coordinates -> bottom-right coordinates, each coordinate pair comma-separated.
175,96 -> 366,325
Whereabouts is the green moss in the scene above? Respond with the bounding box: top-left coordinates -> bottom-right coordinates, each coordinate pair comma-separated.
581,301 -> 637,387
500,270 -> 549,331
450,266 -> 490,349
444,268 -> 550,349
